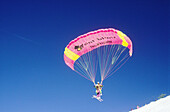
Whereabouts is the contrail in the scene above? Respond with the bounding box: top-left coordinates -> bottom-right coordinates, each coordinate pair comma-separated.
0,30 -> 41,45
12,33 -> 41,45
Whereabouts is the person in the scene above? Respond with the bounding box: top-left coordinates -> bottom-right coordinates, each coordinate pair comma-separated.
92,82 -> 103,102
94,82 -> 103,97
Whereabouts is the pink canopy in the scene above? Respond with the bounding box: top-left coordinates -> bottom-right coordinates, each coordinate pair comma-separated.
64,28 -> 132,70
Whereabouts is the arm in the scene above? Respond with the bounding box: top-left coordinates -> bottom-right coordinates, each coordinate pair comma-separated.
99,84 -> 103,87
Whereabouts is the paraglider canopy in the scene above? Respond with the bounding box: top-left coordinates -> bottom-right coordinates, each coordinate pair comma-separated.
64,28 -> 133,83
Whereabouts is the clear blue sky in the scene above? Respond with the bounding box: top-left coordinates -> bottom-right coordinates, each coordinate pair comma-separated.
0,0 -> 169,112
